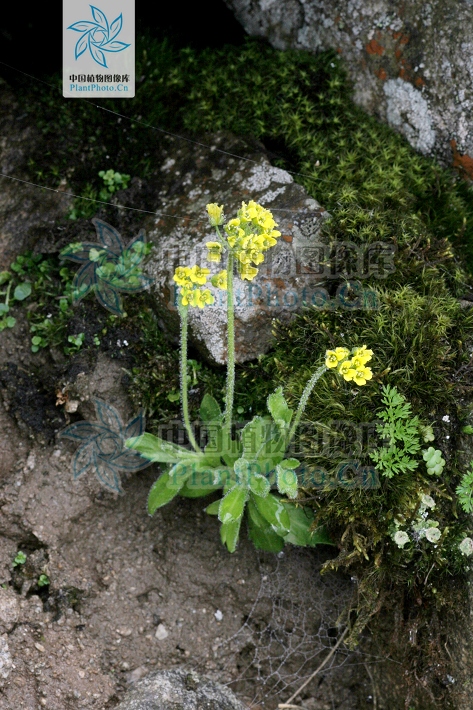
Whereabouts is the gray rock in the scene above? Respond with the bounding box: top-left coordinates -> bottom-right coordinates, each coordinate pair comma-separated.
114,668 -> 248,710
0,635 -> 12,684
144,131 -> 330,364
0,588 -> 19,634
224,0 -> 473,166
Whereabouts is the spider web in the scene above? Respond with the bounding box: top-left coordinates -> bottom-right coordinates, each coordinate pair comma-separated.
206,546 -> 375,709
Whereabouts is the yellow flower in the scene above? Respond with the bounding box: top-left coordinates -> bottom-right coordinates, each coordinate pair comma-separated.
325,347 -> 350,367
352,345 -> 373,364
173,266 -> 192,287
181,287 -> 214,308
206,241 -> 223,263
238,263 -> 259,281
180,287 -> 193,306
206,203 -> 224,226
188,265 -> 210,285
211,270 -> 228,290
338,360 -> 356,381
352,366 -> 373,386
237,248 -> 265,266
325,351 -> 340,368
195,289 -> 214,308
327,345 -> 375,386
334,347 -> 350,360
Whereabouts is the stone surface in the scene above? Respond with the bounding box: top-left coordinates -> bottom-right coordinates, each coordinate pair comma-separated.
114,668 -> 249,710
144,131 -> 330,364
0,588 -> 19,634
0,80 -> 71,269
224,0 -> 473,168
0,635 -> 12,684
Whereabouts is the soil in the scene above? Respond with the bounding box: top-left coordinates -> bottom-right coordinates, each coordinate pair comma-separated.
0,307 -> 379,710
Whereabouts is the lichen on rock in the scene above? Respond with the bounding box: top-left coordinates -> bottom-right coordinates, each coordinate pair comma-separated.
224,0 -> 473,166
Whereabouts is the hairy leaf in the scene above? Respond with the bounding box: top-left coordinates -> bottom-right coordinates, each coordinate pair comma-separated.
218,486 -> 248,524
247,499 -> 285,552
253,492 -> 290,532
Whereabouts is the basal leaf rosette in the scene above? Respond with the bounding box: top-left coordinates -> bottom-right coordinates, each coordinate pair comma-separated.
325,345 -> 374,386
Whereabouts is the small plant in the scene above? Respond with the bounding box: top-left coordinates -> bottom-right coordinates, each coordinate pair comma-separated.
68,170 -> 131,221
422,447 -> 446,476
186,359 -> 202,387
456,463 -> 473,513
65,333 -> 85,354
37,574 -> 50,587
127,202 -> 375,552
98,169 -> 131,199
13,551 -> 26,567
391,492 -> 442,549
370,385 -> 422,477
0,263 -> 33,332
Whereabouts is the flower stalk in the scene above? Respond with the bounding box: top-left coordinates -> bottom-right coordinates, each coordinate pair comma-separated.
172,203 -> 374,460
224,252 -> 235,435
287,365 -> 327,445
178,303 -> 201,453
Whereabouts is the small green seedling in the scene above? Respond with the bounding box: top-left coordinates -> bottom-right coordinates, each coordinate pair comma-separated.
37,574 -> 50,587
0,268 -> 32,333
98,169 -> 131,200
13,551 -> 27,567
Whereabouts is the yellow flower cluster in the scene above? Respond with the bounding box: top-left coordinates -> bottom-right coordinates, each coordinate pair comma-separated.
325,345 -> 374,386
226,201 -> 281,281
172,265 -> 215,308
205,201 -> 280,281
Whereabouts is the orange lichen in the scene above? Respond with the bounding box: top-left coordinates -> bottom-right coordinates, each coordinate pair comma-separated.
451,139 -> 473,179
366,39 -> 384,56
375,68 -> 388,80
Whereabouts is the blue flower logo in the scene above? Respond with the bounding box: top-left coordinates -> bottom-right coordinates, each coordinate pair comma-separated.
60,399 -> 151,493
67,6 -> 130,68
60,219 -> 152,316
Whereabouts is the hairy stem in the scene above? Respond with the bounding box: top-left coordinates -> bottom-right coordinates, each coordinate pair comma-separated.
179,304 -> 201,453
287,365 -> 327,446
224,252 -> 235,436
